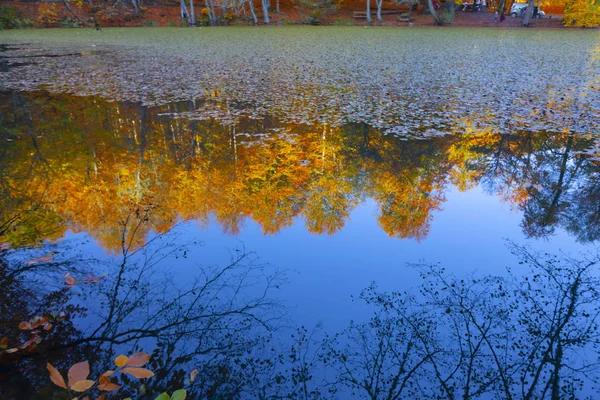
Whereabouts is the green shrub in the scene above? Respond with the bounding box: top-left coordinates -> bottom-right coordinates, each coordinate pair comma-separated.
167,20 -> 177,27
13,18 -> 34,29
196,16 -> 210,26
0,6 -> 25,29
142,20 -> 159,27
59,17 -> 81,28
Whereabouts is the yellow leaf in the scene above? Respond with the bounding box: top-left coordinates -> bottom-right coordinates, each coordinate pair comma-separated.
122,367 -> 155,379
70,379 -> 95,392
114,354 -> 129,367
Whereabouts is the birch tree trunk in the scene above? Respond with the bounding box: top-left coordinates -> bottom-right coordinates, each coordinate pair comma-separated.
189,0 -> 196,25
180,0 -> 189,20
248,0 -> 258,24
205,0 -> 217,24
522,0 -> 535,26
427,0 -> 441,24
375,0 -> 383,21
261,0 -> 270,23
366,0 -> 372,23
60,0 -> 85,24
221,0 -> 227,21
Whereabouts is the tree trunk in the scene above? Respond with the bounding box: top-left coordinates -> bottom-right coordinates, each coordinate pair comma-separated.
522,0 -> 535,26
221,0 -> 227,21
276,0 -> 280,13
60,0 -> 85,25
180,0 -> 189,20
366,0 -> 372,22
376,0 -> 382,21
248,0 -> 258,24
427,0 -> 441,24
205,0 -> 217,24
189,0 -> 196,25
131,0 -> 139,13
261,0 -> 270,23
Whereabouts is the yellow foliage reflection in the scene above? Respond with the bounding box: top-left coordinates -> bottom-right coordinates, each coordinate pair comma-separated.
1,92 -> 599,251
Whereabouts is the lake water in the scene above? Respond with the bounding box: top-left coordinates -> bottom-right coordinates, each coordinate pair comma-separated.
1,27 -> 600,399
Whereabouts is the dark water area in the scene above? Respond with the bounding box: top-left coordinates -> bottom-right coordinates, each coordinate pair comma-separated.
1,90 -> 600,399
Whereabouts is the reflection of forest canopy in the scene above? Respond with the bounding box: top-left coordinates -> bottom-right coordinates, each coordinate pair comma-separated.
1,91 -> 599,250
3,229 -> 600,399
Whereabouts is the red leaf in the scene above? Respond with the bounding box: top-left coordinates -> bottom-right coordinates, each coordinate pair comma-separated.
47,363 -> 67,389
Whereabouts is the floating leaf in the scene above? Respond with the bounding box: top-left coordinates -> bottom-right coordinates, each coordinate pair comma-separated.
65,276 -> 77,287
155,393 -> 170,400
98,375 -> 121,391
47,363 -> 67,389
19,322 -> 32,330
68,361 -> 90,388
26,253 -> 54,265
0,337 -> 8,349
122,367 -> 155,379
171,389 -> 187,400
190,369 -> 198,382
114,354 -> 129,367
126,352 -> 150,367
102,370 -> 115,377
70,379 -> 95,392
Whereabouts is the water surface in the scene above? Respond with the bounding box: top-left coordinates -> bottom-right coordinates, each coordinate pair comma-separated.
1,28 -> 600,399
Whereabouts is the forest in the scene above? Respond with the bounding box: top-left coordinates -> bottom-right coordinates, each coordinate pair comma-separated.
0,0 -> 599,29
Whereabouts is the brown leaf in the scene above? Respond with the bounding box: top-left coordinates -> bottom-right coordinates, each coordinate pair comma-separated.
125,352 -> 150,367
114,354 -> 128,368
44,323 -> 53,331
19,335 -> 39,349
18,322 -> 32,330
70,379 -> 95,392
98,381 -> 121,391
47,363 -> 67,389
65,277 -> 77,287
190,369 -> 198,382
68,361 -> 90,388
101,370 -> 115,377
96,394 -> 106,400
26,253 -> 54,265
122,367 -> 155,379
32,316 -> 49,329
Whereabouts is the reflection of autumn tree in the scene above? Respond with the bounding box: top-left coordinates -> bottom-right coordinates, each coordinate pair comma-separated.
450,130 -> 600,242
1,92 -> 456,249
2,91 -> 600,250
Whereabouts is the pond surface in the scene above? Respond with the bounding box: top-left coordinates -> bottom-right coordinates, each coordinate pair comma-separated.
1,27 -> 600,399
